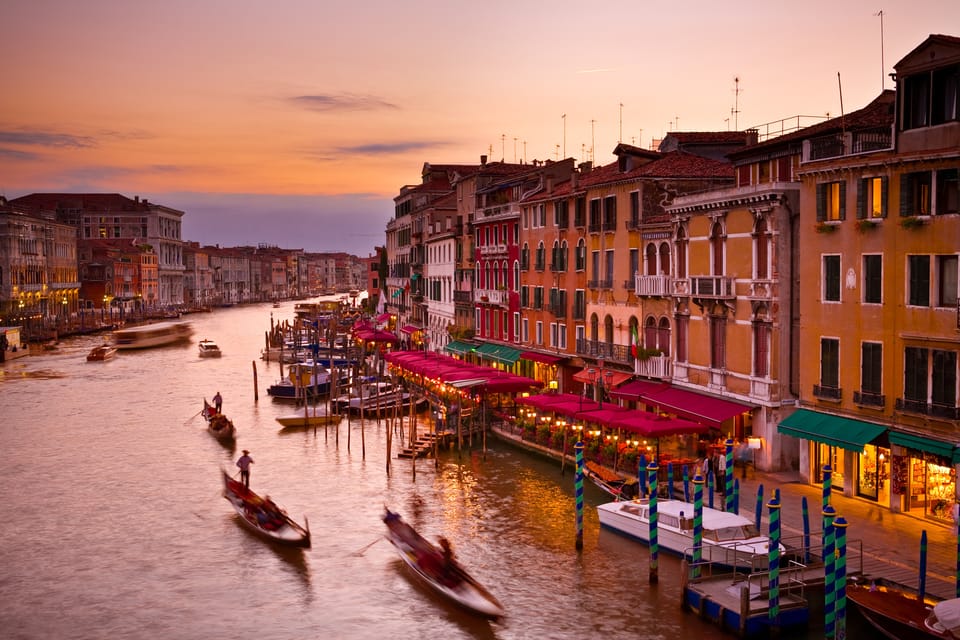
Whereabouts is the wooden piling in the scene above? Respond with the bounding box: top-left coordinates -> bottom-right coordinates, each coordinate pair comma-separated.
252,361 -> 258,401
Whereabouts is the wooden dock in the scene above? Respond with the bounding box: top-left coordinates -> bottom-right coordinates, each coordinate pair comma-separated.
397,432 -> 446,459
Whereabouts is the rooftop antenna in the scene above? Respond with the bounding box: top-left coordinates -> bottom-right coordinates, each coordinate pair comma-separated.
513,137 -> 518,163
562,114 -> 566,158
875,9 -> 885,91
523,140 -> 527,164
590,119 -> 596,164
501,134 -> 505,162
732,77 -> 741,130
555,144 -> 560,160
619,103 -> 624,143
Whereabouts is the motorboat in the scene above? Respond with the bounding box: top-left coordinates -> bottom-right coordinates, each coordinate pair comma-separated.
86,344 -> 118,362
584,460 -> 639,501
267,362 -> 348,400
597,497 -> 781,571
333,379 -> 416,414
198,339 -> 222,358
382,508 -> 504,620
222,469 -> 310,548
846,575 -> 952,639
113,321 -> 194,349
275,411 -> 342,428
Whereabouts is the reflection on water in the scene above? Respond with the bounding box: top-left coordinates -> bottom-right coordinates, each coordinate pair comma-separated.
0,302 -> 853,639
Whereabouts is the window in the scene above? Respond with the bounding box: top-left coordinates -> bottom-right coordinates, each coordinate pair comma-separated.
710,222 -> 724,274
676,227 -> 687,279
755,218 -> 770,279
676,315 -> 688,363
602,195 -> 617,231
908,255 -> 930,307
903,72 -> 931,130
534,286 -> 543,310
709,315 -> 725,370
817,181 -> 846,221
858,177 -> 887,219
863,255 -> 882,304
753,321 -> 770,377
549,322 -> 557,348
938,255 -> 958,308
820,338 -> 840,390
629,191 -> 640,228
931,64 -> 960,126
588,199 -> 601,232
901,172 -> 932,216
823,255 -> 841,302
558,323 -> 567,350
575,240 -> 586,271
861,342 -> 883,396
535,321 -> 543,346
904,346 -> 928,403
938,169 -> 959,215
574,197 -> 586,227
521,317 -> 529,342
629,248 -> 639,280
604,250 -> 614,288
932,350 -> 958,410
758,161 -> 770,183
573,289 -> 585,320
555,200 -> 569,229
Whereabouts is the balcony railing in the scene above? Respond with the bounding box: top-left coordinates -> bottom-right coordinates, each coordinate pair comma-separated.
634,354 -> 671,380
748,279 -> 776,301
453,290 -> 472,303
854,390 -> 885,408
804,126 -> 892,162
689,276 -> 735,299
474,289 -> 509,306
587,279 -> 613,290
896,398 -> 960,420
635,274 -> 672,297
479,244 -> 508,256
575,338 -> 632,365
588,222 -> 602,234
813,384 -> 842,401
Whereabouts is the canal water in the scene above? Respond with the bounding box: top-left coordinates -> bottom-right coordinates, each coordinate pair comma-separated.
0,302 -> 868,639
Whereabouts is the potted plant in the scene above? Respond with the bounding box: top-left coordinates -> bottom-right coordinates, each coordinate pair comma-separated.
815,221 -> 838,234
856,219 -> 878,233
900,216 -> 925,230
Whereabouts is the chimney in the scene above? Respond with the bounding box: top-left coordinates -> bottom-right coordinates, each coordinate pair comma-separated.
480,154 -> 487,166
134,196 -> 139,203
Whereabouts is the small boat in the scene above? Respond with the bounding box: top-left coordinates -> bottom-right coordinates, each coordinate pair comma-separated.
198,339 -> 222,358
267,362 -> 348,400
847,575 -> 951,639
584,460 -> 639,501
597,497 -> 782,571
334,379 -> 421,415
221,469 -> 310,548
86,344 -> 118,362
382,508 -> 504,620
113,321 -> 194,349
202,399 -> 236,443
275,411 -> 342,428
927,599 -> 960,638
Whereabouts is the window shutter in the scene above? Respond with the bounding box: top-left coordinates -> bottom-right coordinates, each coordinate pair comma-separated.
816,184 -> 825,221
839,181 -> 847,220
856,179 -> 866,219
900,174 -> 912,217
880,176 -> 889,218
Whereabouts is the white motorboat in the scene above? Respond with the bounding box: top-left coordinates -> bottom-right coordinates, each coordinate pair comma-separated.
113,321 -> 194,349
597,498 -> 781,571
198,339 -> 222,357
333,379 -> 414,414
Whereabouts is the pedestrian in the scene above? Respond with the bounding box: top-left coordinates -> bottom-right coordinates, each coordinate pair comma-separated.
213,391 -> 223,413
236,449 -> 253,488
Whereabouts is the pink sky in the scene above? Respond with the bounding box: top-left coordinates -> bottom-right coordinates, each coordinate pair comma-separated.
1,1 -> 956,255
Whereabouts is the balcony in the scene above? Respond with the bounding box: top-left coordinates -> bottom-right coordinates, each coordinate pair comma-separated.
588,222 -> 602,234
813,384 -> 842,401
548,303 -> 566,318
634,354 -> 671,380
474,288 -> 509,306
576,338 -> 632,366
854,390 -> 885,408
587,279 -> 613,290
747,279 -> 776,301
804,126 -> 892,162
896,398 -> 960,420
635,274 -> 672,297
480,244 -> 508,256
453,290 -> 472,303
689,276 -> 735,299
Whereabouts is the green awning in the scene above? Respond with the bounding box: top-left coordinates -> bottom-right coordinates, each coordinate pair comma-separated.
778,409 -> 886,453
444,340 -> 472,356
888,430 -> 957,461
474,343 -> 500,358
474,343 -> 522,365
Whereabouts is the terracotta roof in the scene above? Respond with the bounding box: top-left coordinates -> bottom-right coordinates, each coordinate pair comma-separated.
661,131 -> 754,145
10,193 -> 159,212
635,151 -> 735,178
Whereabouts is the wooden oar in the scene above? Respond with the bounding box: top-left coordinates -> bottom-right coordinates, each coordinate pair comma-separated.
183,408 -> 204,425
350,537 -> 382,556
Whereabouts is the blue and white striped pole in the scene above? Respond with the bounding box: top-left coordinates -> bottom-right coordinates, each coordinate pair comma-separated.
683,464 -> 690,502
920,529 -> 928,601
638,453 -> 647,498
648,462 -> 659,584
802,496 -> 811,564
823,504 -> 837,639
575,441 -> 584,551
822,464 -> 832,512
754,483 -> 764,530
733,478 -> 740,515
707,470 -> 715,510
667,462 -> 674,500
724,438 -> 734,512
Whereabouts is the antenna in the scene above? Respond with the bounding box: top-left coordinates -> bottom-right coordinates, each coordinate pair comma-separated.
501,134 -> 505,162
732,77 -> 741,131
838,72 -> 846,151
619,103 -> 623,143
590,119 -> 596,164
513,137 -> 517,163
555,144 -> 560,161
875,10 -> 885,91
562,114 -> 566,158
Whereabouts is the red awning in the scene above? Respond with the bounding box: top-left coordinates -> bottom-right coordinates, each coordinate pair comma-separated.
400,324 -> 422,334
572,368 -> 632,388
611,378 -> 669,400
614,412 -> 710,437
639,387 -> 756,428
520,351 -> 564,365
375,313 -> 391,323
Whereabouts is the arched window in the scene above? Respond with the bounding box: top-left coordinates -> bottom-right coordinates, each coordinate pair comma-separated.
552,240 -> 560,270
576,239 -> 587,271
501,260 -> 508,289
604,315 -> 614,348
644,316 -> 657,350
676,227 -> 687,278
711,222 -> 724,275
513,260 -> 520,291
645,243 -> 658,276
755,217 -> 770,279
657,317 -> 671,356
659,242 -> 671,276
474,261 -> 481,286
590,313 -> 599,343
560,240 -> 569,271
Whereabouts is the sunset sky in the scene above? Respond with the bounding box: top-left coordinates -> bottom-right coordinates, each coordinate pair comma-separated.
2,1 -> 956,256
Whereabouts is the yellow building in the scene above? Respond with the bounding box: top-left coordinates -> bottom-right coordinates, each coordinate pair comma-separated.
782,34 -> 960,522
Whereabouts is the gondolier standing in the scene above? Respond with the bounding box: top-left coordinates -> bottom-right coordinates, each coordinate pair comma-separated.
213,391 -> 223,413
237,450 -> 253,488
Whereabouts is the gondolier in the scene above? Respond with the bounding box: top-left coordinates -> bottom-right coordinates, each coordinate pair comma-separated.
236,450 -> 253,487
213,391 -> 223,413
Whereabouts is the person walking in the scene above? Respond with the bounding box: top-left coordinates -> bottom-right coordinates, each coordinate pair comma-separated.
236,449 -> 253,488
213,391 -> 223,413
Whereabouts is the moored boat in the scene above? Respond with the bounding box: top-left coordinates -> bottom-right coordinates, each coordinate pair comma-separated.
86,344 -> 118,362
198,338 -> 222,357
202,399 -> 236,443
382,508 -> 504,620
584,460 -> 639,501
847,575 -> 951,639
113,321 -> 193,349
275,411 -> 342,428
334,379 -> 422,415
221,469 -> 310,548
597,497 -> 781,571
267,362 -> 348,400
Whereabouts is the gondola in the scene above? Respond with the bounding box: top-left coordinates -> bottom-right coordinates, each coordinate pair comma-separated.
382,508 -> 504,620
221,469 -> 311,548
202,399 -> 236,443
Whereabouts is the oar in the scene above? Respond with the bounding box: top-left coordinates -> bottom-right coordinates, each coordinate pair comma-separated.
183,408 -> 204,425
350,537 -> 382,556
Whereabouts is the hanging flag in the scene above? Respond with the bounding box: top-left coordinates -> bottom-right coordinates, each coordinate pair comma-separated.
375,290 -> 385,315
631,324 -> 640,359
